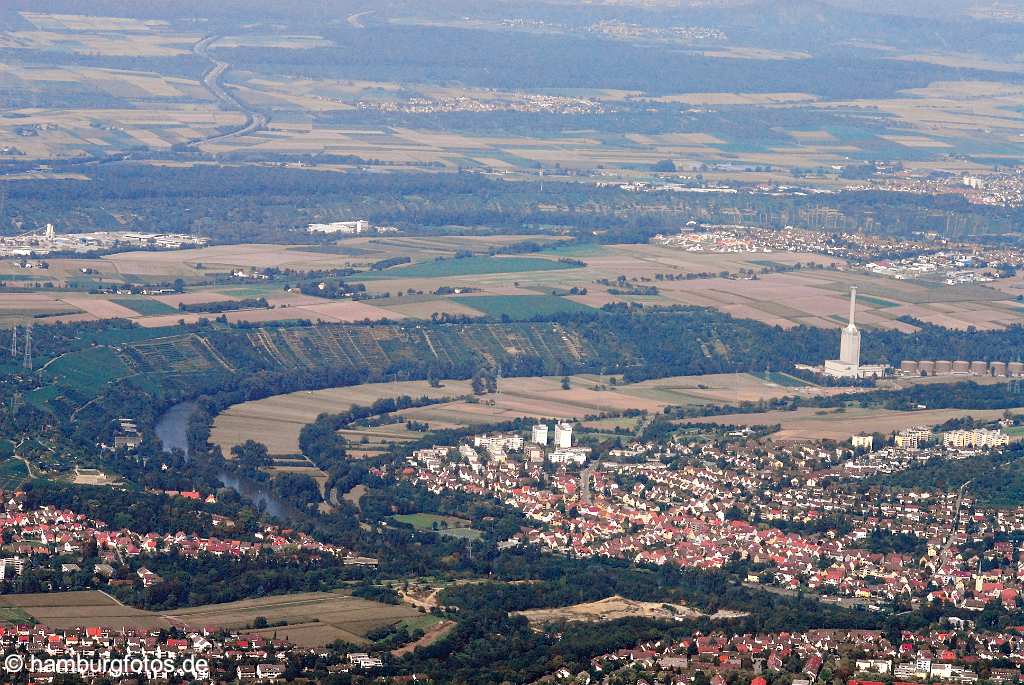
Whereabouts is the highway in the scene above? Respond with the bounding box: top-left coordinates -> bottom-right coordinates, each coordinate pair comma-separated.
0,34 -> 265,177
188,35 -> 268,146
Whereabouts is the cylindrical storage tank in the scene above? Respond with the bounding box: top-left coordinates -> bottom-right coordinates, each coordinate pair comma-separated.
971,361 -> 989,376
935,360 -> 953,375
1009,362 -> 1024,377
900,360 -> 919,374
919,360 -> 936,376
990,361 -> 1007,377
951,360 -> 969,374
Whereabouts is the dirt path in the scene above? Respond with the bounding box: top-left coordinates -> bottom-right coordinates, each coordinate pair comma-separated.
391,620 -> 454,657
399,586 -> 443,611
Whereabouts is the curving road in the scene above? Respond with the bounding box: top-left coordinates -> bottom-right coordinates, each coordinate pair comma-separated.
188,35 -> 268,146
1,34 -> 267,177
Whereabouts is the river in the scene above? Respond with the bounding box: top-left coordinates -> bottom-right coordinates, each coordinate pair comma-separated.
154,401 -> 303,522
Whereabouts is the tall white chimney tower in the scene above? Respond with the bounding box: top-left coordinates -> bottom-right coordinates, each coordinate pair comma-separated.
839,287 -> 861,367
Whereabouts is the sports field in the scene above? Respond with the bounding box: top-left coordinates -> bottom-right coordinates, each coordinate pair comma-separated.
392,513 -> 481,540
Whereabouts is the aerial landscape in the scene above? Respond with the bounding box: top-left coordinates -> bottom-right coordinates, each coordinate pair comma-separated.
7,0 -> 1024,682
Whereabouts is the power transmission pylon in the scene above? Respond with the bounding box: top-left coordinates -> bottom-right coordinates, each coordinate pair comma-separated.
22,325 -> 31,370
9,325 -> 16,358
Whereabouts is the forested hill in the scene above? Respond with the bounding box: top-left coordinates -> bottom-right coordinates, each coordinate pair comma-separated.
115,307 -> 1024,385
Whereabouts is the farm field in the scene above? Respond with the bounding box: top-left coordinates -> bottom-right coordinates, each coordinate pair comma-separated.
338,422 -> 426,460
0,590 -> 421,647
164,592 -> 421,648
567,244 -> 1021,332
210,379 -> 474,455
0,591 -> 174,630
5,5 -> 1024,178
351,256 -> 579,281
211,372 -> 846,454
111,297 -> 179,316
696,405 -> 1024,441
452,294 -> 594,318
0,242 -> 1017,333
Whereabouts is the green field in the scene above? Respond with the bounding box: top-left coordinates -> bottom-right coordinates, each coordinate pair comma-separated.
1005,426 -> 1024,436
0,458 -> 28,491
539,243 -> 605,258
352,256 -> 578,280
0,606 -> 32,625
857,294 -> 900,308
26,384 -> 61,408
112,298 -> 178,316
392,513 -> 481,540
399,614 -> 444,632
77,325 -> 190,347
45,346 -> 129,392
761,371 -> 813,387
453,295 -> 593,319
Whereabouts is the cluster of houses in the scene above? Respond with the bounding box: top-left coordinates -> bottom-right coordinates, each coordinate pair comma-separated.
565,625 -> 1024,685
0,503 -> 352,586
652,221 -> 1024,286
403,430 -> 1024,611
0,622 -> 301,681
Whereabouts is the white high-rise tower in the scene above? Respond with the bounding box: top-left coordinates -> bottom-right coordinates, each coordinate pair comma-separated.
823,286 -> 885,379
839,287 -> 861,367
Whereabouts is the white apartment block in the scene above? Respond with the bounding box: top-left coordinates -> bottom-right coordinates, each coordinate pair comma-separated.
554,422 -> 573,449
531,424 -> 549,445
895,427 -> 932,449
943,428 -> 1009,449
548,447 -> 590,465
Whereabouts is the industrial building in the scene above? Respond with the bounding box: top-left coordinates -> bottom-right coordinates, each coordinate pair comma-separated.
307,220 -> 370,234
823,287 -> 887,379
899,358 -> 1024,377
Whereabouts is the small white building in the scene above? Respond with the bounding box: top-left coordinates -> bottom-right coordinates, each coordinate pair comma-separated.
474,432 -> 523,452
855,659 -> 891,675
548,447 -> 590,465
